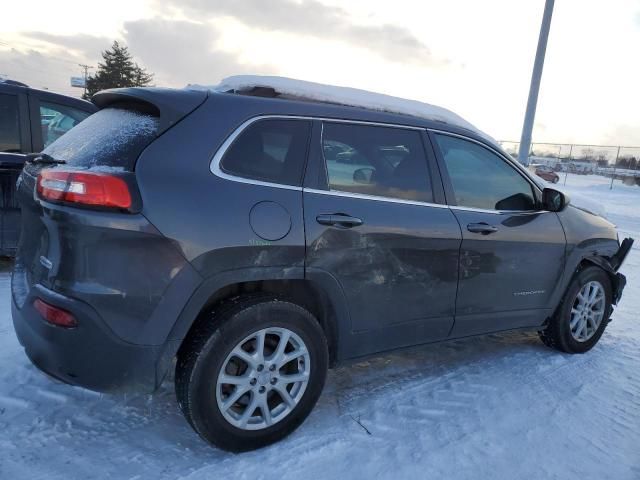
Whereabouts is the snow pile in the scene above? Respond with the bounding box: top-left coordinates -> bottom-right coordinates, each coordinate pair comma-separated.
191,75 -> 490,139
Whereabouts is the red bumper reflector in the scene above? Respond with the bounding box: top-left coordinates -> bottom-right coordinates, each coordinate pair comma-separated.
34,298 -> 78,328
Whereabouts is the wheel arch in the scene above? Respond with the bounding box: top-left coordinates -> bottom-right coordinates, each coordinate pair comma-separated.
155,267 -> 349,387
577,256 -> 627,305
546,251 -> 620,326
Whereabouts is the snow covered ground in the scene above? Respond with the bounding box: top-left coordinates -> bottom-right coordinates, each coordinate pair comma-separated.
0,173 -> 638,480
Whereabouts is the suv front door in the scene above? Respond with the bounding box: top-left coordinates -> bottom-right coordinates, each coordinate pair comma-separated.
431,132 -> 566,336
303,121 -> 462,357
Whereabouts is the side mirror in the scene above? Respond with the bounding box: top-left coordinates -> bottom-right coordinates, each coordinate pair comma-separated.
353,167 -> 375,184
542,188 -> 570,212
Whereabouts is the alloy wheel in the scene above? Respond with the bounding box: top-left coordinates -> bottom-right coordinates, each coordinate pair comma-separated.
569,280 -> 606,342
215,327 -> 311,430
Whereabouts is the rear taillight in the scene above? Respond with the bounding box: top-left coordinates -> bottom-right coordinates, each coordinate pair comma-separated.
33,298 -> 78,328
36,169 -> 132,210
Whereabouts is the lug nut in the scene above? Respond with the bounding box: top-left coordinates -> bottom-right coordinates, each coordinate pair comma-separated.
269,365 -> 276,372
270,378 -> 277,385
257,365 -> 264,372
250,378 -> 257,386
259,386 -> 266,394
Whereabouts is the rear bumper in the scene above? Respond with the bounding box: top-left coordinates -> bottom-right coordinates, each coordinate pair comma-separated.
12,281 -> 160,393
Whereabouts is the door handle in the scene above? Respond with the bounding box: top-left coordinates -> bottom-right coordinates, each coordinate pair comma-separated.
316,214 -> 363,228
467,222 -> 498,235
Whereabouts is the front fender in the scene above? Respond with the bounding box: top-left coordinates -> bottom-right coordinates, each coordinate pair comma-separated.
582,255 -> 627,305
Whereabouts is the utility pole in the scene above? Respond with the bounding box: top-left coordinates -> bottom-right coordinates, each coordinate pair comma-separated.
78,64 -> 93,97
517,0 -> 555,166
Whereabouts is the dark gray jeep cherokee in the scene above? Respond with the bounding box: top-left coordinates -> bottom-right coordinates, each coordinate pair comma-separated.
11,80 -> 632,451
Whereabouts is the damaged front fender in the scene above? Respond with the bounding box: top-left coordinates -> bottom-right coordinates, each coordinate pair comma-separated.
583,237 -> 633,305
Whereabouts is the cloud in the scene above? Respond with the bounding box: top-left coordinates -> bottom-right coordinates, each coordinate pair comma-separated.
155,0 -> 438,64
21,32 -> 111,61
601,124 -> 640,147
0,47 -> 84,96
14,20 -> 276,90
122,18 -> 275,86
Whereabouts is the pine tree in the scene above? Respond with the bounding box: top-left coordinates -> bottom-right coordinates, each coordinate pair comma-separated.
83,41 -> 153,99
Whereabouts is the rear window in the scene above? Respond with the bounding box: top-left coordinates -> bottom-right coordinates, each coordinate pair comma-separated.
220,119 -> 311,186
43,107 -> 158,170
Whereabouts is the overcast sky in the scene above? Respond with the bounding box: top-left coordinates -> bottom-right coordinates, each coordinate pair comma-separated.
2,0 -> 639,145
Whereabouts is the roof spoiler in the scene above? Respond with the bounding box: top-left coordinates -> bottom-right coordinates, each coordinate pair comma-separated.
92,87 -> 209,134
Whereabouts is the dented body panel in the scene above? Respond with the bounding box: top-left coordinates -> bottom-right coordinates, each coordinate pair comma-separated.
10,87 -> 631,393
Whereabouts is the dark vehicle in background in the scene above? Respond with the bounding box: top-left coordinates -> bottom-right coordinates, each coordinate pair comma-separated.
0,79 -> 96,255
11,82 -> 633,452
534,164 -> 560,183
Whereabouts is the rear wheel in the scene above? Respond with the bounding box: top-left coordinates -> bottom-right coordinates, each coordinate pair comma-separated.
539,266 -> 612,353
175,295 -> 328,452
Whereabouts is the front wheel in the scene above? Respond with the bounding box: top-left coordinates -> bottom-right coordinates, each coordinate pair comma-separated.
175,295 -> 328,452
539,266 -> 612,353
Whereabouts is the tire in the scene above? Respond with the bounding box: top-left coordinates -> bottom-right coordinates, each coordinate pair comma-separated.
552,176 -> 559,184
175,295 -> 328,452
539,266 -> 612,353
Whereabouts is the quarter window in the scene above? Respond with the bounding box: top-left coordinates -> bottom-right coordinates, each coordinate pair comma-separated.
0,94 -> 21,152
434,134 -> 536,211
322,122 -> 433,203
220,119 -> 311,186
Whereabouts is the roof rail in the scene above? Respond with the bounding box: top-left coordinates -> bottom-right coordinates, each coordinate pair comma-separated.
192,75 -> 491,140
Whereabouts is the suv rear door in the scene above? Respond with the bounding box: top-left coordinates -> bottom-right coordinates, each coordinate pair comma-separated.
430,131 -> 566,336
303,120 -> 462,357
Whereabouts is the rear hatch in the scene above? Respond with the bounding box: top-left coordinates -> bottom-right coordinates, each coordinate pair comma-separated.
13,87 -> 207,305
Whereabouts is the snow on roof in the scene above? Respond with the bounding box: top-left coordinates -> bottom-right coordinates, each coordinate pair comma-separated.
190,75 -> 490,139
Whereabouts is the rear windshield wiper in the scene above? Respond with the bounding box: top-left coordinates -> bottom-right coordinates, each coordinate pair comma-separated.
25,153 -> 66,165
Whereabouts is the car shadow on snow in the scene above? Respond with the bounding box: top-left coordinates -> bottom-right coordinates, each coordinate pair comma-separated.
68,329 -> 552,449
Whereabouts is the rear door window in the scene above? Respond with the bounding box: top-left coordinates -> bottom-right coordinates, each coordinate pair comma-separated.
220,119 -> 311,186
0,93 -> 21,152
39,101 -> 91,148
322,122 -> 433,203
43,107 -> 158,170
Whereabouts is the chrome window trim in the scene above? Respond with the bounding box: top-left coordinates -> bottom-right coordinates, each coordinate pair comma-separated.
208,115 -> 550,216
210,115 -> 307,191
428,128 -> 542,194
304,187 -> 449,209
449,205 -> 550,215
209,114 -> 427,191
320,118 -> 440,206
428,128 -> 546,214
